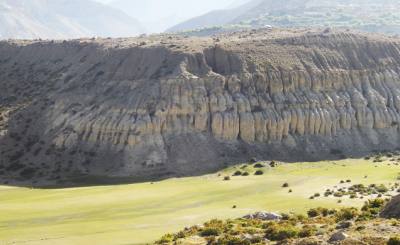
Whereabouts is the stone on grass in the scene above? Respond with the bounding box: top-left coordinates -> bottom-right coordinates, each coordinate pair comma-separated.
243,211 -> 282,221
329,231 -> 349,243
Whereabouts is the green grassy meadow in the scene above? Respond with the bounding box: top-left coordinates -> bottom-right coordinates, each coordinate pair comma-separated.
0,158 -> 399,245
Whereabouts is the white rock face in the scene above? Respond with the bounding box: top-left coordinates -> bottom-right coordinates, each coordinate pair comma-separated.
1,29 -> 400,183
243,212 -> 282,221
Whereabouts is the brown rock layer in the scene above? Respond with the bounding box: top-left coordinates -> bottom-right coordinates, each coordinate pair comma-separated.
1,29 -> 400,184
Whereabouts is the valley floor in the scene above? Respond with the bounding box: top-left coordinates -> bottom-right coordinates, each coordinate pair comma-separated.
0,156 -> 399,245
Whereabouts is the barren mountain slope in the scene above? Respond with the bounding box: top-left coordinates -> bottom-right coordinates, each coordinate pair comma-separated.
0,0 -> 145,39
1,29 -> 400,185
169,0 -> 400,35
109,0 -> 241,33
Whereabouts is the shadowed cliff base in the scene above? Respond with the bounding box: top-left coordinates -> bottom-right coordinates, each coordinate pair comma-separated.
1,28 -> 400,187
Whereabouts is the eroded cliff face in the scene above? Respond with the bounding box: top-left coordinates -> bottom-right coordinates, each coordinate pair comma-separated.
1,29 -> 400,184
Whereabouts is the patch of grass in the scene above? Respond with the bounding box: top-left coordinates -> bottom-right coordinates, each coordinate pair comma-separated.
0,157 -> 399,245
161,198 -> 394,244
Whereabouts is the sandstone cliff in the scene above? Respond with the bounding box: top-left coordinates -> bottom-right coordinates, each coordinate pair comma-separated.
1,29 -> 400,184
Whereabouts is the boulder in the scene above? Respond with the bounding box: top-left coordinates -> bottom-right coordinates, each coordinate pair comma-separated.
336,221 -> 354,230
243,211 -> 282,221
380,195 -> 400,219
328,232 -> 349,243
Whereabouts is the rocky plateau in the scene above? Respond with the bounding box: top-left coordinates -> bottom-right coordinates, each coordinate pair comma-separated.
1,29 -> 400,185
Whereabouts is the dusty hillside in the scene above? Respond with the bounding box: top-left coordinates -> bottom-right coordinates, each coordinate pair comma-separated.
0,0 -> 145,39
169,0 -> 400,36
1,29 -> 400,185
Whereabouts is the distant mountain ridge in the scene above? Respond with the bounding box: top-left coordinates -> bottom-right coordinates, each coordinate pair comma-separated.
169,0 -> 400,35
109,0 -> 246,33
168,0 -> 262,33
0,0 -> 145,39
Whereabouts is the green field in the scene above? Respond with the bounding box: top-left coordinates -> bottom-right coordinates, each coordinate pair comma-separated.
1,158 -> 399,245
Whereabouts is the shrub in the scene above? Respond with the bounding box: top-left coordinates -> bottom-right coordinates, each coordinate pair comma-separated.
376,184 -> 389,193
335,208 -> 360,221
233,171 -> 242,176
299,225 -> 317,238
360,198 -> 387,220
217,235 -> 250,245
200,228 -> 220,237
356,225 -> 366,231
307,209 -> 320,218
224,176 -> 231,181
282,183 -> 289,188
156,233 -> 174,244
174,231 -> 186,239
242,172 -> 249,176
254,170 -> 264,175
320,208 -> 329,217
388,236 -> 400,245
265,222 -> 299,241
249,236 -> 262,243
254,163 -> 265,168
199,219 -> 225,238
364,198 -> 386,209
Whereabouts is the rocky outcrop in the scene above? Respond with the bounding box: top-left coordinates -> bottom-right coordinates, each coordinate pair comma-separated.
243,212 -> 282,221
380,195 -> 400,219
1,29 -> 400,184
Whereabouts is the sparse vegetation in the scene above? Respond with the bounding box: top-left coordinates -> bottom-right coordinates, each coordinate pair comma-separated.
157,198 -> 396,244
2,156 -> 400,244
